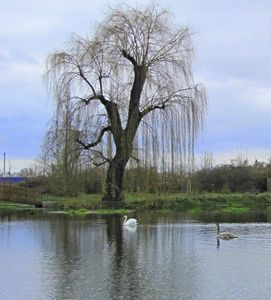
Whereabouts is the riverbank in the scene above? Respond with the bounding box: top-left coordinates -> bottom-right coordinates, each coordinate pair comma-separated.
42,192 -> 271,211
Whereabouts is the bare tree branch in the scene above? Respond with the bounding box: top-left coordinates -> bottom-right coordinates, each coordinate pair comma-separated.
140,103 -> 166,117
76,126 -> 111,149
121,49 -> 136,66
77,66 -> 97,96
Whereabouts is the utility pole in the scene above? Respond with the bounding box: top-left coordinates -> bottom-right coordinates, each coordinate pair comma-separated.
3,152 -> 6,176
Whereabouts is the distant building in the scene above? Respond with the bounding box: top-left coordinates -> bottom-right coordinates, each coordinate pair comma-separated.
0,177 -> 28,184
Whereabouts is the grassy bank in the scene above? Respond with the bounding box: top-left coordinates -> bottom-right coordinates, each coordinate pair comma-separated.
41,192 -> 271,211
0,201 -> 34,210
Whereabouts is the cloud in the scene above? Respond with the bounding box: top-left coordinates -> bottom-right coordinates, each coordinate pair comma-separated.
195,73 -> 271,158
0,15 -> 59,37
243,86 -> 271,111
0,61 -> 42,83
198,75 -> 271,112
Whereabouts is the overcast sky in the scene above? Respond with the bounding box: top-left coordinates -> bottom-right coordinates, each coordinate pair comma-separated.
1,0 -> 271,172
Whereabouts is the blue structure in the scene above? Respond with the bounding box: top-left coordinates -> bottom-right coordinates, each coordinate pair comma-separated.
0,177 -> 28,184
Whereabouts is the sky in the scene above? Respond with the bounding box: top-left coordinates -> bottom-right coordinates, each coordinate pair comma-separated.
1,0 -> 271,172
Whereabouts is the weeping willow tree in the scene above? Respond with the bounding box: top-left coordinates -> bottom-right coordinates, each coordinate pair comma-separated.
44,4 -> 207,204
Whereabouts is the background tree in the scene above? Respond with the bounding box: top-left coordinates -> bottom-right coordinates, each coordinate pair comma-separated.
45,4 -> 207,204
200,152 -> 215,170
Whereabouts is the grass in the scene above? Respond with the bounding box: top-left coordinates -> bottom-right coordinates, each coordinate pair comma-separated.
0,201 -> 41,216
42,193 -> 101,210
63,208 -> 133,217
29,192 -> 271,212
221,206 -> 250,213
186,207 -> 203,214
4,191 -> 271,216
0,201 -> 34,209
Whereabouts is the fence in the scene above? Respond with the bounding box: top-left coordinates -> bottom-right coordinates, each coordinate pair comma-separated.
0,183 -> 42,207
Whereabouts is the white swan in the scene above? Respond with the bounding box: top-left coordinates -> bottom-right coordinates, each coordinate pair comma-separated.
216,223 -> 237,239
123,215 -> 138,226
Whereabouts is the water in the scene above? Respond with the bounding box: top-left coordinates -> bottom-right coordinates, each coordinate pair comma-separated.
1,209 -> 271,299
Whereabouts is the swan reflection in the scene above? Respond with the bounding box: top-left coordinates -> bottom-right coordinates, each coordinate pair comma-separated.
124,225 -> 137,233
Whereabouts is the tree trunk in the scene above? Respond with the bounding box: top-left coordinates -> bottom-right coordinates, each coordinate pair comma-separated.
102,124 -> 138,206
101,65 -> 145,207
102,156 -> 128,206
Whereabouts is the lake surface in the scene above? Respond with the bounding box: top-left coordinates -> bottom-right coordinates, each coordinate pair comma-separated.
1,208 -> 271,299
